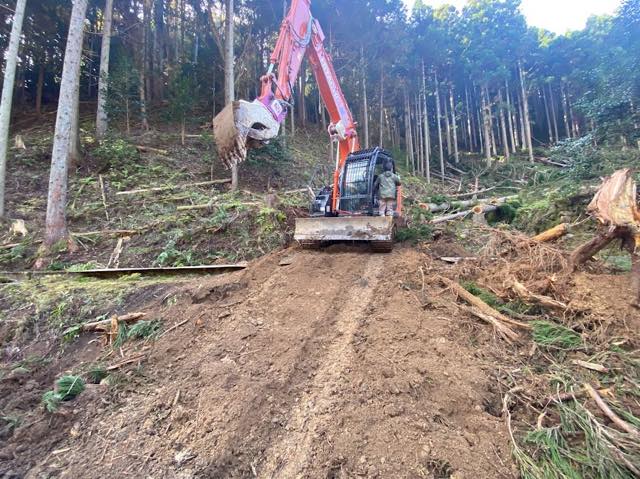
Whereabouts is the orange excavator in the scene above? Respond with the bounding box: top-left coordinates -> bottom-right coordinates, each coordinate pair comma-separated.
213,0 -> 402,251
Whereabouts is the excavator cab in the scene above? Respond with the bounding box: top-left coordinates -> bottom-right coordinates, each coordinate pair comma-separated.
295,148 -> 400,252
339,148 -> 396,216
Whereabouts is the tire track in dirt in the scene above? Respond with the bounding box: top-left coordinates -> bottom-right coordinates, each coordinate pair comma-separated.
259,254 -> 384,478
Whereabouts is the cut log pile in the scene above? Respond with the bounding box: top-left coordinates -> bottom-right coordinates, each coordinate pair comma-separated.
427,195 -> 519,224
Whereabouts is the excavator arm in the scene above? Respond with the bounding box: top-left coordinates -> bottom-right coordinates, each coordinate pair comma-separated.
214,0 -> 359,182
213,0 -> 399,250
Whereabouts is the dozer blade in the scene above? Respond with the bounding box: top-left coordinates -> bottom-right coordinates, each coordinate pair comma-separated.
213,99 -> 281,169
294,216 -> 396,251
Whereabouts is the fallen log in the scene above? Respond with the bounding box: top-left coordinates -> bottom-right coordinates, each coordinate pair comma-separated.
176,202 -> 215,212
423,195 -> 517,213
446,162 -> 468,175
81,313 -> 147,332
135,145 -> 169,155
509,279 -> 569,311
115,179 -> 231,196
72,229 -> 139,238
439,257 -> 478,264
450,187 -> 496,198
534,157 -> 570,168
440,276 -> 532,332
430,197 -> 517,224
177,200 -> 260,212
464,306 -> 520,342
431,210 -> 472,224
532,223 -> 569,243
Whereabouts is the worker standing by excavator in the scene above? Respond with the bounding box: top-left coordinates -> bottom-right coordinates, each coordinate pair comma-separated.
374,162 -> 402,217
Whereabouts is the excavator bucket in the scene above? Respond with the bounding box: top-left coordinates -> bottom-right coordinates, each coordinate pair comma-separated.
213,99 -> 281,169
294,216 -> 396,252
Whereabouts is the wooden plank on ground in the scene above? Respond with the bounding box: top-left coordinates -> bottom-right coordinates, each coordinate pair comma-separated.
0,264 -> 248,280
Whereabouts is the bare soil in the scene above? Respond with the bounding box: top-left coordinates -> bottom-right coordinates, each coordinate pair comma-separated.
1,233 -> 638,479
2,247 -> 522,479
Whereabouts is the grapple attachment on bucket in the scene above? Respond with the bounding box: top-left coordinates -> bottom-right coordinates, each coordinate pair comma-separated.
213,99 -> 281,169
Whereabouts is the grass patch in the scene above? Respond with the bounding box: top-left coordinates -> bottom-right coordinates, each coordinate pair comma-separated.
42,375 -> 86,412
113,320 -> 162,348
87,365 -> 108,384
532,321 -> 583,350
515,400 -> 639,478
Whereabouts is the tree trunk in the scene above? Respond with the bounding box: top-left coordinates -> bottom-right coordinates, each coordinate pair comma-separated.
36,63 -> 45,117
153,0 -> 165,100
416,101 -> 423,172
362,52 -> 369,149
465,85 -> 474,152
443,86 -> 451,158
449,85 -> 459,164
505,79 -> 516,153
561,81 -> 571,139
68,92 -> 81,168
224,0 -> 237,190
434,70 -> 445,181
379,63 -> 384,147
298,64 -> 306,127
498,88 -> 510,161
405,91 -> 414,173
518,61 -> 534,163
422,61 -> 431,183
96,0 -> 114,140
139,70 -> 149,131
45,0 -> 88,247
486,87 -> 497,157
144,0 -> 152,102
548,83 -> 559,143
476,95 -> 484,153
541,87 -> 553,144
481,85 -> 492,163
139,3 -> 150,131
0,0 -> 27,218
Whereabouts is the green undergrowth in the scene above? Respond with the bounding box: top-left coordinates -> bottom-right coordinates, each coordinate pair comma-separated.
0,275 -> 180,347
531,321 -> 583,350
511,320 -> 639,478
113,319 -> 162,348
42,375 -> 86,413
517,399 -> 639,479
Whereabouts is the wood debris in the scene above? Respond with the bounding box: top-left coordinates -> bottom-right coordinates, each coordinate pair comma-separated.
115,179 -> 231,197
532,223 -> 569,243
440,276 -> 532,342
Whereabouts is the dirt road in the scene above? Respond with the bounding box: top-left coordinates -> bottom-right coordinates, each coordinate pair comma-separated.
19,247 -> 515,479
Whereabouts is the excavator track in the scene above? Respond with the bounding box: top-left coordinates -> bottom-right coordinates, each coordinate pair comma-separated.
370,240 -> 394,253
